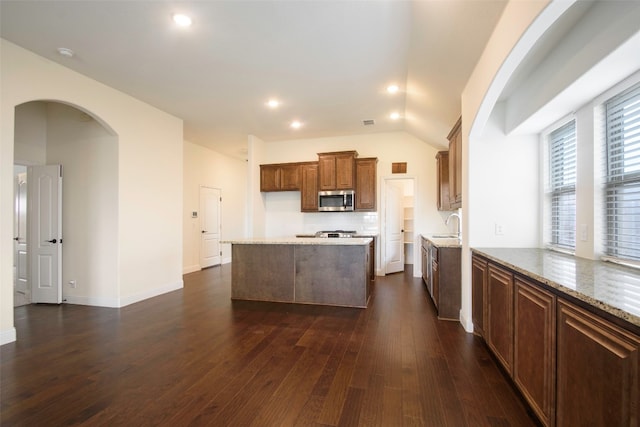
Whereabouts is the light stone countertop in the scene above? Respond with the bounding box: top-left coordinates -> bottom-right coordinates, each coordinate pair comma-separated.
223,237 -> 373,246
473,248 -> 640,328
422,235 -> 462,248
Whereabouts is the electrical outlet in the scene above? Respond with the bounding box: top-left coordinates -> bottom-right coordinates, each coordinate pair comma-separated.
580,224 -> 588,241
495,223 -> 504,235
69,280 -> 76,288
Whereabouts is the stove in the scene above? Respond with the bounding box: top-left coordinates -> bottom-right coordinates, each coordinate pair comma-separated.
314,230 -> 357,238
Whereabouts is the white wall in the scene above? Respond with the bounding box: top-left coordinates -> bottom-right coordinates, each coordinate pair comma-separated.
45,102 -> 119,306
1,39 -> 184,344
14,102 -> 47,165
183,141 -> 247,273
252,131 -> 454,273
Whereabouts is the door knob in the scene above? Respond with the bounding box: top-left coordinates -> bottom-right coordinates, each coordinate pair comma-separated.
202,230 -> 207,234
13,237 -> 19,241
46,239 -> 57,244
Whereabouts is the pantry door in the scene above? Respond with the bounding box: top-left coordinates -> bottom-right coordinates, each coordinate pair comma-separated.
200,187 -> 221,268
385,181 -> 404,274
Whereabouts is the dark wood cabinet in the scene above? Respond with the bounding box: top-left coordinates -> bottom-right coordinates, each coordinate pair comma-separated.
556,300 -> 640,427
486,263 -> 513,373
471,254 -> 487,337
447,117 -> 462,209
422,237 -> 460,321
355,158 -> 377,211
514,278 -> 556,427
436,151 -> 450,211
300,162 -> 319,212
260,163 -> 301,192
318,151 -> 357,190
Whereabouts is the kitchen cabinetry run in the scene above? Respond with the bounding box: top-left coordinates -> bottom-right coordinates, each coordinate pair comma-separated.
355,157 -> 377,211
318,151 -> 357,191
300,162 -> 319,212
447,117 -> 462,209
260,163 -> 301,192
472,250 -> 640,427
421,237 -> 460,320
435,151 -> 450,211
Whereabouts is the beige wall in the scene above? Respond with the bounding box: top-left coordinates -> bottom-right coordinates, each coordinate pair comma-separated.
1,39 -> 184,344
183,141 -> 247,273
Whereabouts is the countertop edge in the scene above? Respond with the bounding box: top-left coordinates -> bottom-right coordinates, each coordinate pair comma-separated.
223,237 -> 373,245
471,248 -> 640,330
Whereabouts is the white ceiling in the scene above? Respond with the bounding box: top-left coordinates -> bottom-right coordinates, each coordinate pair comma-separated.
0,0 -> 507,159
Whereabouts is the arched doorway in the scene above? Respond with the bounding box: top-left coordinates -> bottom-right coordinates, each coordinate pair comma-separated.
13,100 -> 118,307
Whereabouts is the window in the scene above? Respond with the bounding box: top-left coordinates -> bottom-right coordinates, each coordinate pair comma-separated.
548,120 -> 577,250
604,82 -> 640,262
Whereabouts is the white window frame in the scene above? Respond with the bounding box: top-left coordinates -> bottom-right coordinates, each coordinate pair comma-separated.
542,118 -> 577,253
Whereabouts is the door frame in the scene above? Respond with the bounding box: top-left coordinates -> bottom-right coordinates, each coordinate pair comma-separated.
380,175 -> 418,276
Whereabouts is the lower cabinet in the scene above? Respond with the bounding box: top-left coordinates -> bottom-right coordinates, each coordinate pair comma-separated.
471,255 -> 487,337
422,237 -> 460,320
472,252 -> 640,427
514,278 -> 556,427
486,263 -> 513,373
556,300 -> 640,427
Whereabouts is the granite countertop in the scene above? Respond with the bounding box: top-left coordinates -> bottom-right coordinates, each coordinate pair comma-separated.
223,237 -> 373,246
295,233 -> 379,238
473,248 -> 640,328
422,234 -> 462,248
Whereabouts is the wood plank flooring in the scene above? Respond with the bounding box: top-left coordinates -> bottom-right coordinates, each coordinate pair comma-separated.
1,265 -> 537,426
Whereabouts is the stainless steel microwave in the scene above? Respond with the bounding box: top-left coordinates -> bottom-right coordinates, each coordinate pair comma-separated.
318,190 -> 355,212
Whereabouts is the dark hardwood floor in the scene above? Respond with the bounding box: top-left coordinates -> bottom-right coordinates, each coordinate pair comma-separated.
1,265 -> 536,426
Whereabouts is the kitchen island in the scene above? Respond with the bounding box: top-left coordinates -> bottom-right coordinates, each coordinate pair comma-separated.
225,237 -> 374,308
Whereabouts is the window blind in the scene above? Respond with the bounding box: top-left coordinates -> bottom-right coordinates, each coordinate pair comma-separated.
549,120 -> 577,249
605,82 -> 640,261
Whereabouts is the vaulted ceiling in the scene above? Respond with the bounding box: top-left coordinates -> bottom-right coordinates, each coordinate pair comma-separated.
0,1 -> 507,159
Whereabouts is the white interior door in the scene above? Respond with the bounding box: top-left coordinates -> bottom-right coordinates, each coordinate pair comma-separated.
385,181 -> 404,274
29,165 -> 63,304
14,170 -> 29,306
200,187 -> 221,268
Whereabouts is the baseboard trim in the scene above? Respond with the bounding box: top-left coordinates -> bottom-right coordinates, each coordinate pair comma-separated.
63,295 -> 120,308
119,280 -> 183,307
459,309 -> 474,333
183,264 -> 201,274
0,327 -> 17,346
222,257 -> 232,265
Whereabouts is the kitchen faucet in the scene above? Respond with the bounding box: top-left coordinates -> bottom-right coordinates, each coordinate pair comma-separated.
445,213 -> 461,238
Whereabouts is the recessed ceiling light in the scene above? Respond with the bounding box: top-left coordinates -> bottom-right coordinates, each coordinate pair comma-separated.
290,120 -> 303,129
57,47 -> 74,58
387,85 -> 399,94
390,112 -> 401,120
172,13 -> 192,27
267,99 -> 280,108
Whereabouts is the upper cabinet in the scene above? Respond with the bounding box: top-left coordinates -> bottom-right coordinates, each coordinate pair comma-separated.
435,151 -> 450,211
447,117 -> 462,209
355,158 -> 377,211
300,162 -> 319,212
318,151 -> 357,190
260,163 -> 301,192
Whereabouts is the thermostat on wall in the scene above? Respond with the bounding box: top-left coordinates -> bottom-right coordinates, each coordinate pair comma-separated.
192,211 -> 198,218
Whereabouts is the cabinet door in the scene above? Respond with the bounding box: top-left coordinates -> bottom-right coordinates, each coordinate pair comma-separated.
557,301 -> 640,427
335,153 -> 355,189
260,164 -> 281,192
355,158 -> 377,211
431,258 -> 439,309
514,278 -> 556,427
447,117 -> 462,209
318,155 -> 336,190
436,151 -> 450,211
280,164 -> 301,190
486,263 -> 513,373
421,246 -> 428,284
300,163 -> 319,212
471,254 -> 487,337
